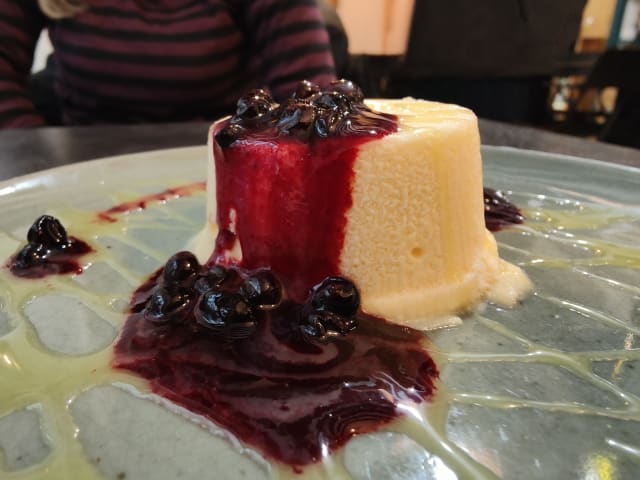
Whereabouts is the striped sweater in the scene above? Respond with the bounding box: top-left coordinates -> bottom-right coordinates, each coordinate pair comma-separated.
0,0 -> 336,128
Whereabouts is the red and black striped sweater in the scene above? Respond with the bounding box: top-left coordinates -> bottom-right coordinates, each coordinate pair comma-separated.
0,0 -> 336,128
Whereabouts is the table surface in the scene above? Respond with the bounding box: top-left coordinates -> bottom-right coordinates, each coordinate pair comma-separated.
0,119 -> 639,182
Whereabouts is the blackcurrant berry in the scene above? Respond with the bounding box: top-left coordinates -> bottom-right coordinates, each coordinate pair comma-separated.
312,91 -> 349,111
27,215 -> 69,250
300,310 -> 357,343
293,80 -> 321,99
215,123 -> 244,148
196,291 -> 256,339
240,269 -> 282,310
310,276 -> 360,317
14,243 -> 47,269
277,100 -> 316,138
163,251 -> 200,288
235,89 -> 274,121
145,286 -> 193,323
328,79 -> 364,103
194,264 -> 228,294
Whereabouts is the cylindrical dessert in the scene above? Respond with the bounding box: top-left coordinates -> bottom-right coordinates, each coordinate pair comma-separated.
195,87 -> 530,329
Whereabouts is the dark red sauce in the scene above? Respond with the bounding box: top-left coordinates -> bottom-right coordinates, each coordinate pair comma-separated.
113,267 -> 438,469
212,133 -> 396,302
483,188 -> 524,232
97,182 -> 205,223
9,236 -> 93,278
211,80 -> 398,302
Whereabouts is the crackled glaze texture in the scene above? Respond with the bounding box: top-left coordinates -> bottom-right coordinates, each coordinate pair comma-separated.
0,146 -> 639,480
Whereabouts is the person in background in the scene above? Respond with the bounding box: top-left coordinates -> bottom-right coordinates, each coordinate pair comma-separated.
0,0 -> 336,128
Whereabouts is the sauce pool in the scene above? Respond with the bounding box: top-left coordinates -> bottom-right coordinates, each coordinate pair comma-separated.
113,267 -> 438,470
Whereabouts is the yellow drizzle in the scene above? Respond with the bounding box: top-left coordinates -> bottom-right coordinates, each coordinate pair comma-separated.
0,187 -> 639,480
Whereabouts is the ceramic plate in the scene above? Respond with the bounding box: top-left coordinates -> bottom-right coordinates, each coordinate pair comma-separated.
0,146 -> 639,480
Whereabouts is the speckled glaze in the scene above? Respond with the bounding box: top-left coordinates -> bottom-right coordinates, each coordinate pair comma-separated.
0,146 -> 639,480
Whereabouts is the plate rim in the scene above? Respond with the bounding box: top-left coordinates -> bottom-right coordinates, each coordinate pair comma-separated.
0,145 -> 207,193
1,144 -> 638,193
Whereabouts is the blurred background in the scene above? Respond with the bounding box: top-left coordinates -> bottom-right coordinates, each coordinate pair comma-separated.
326,0 -> 639,149
30,0 -> 639,149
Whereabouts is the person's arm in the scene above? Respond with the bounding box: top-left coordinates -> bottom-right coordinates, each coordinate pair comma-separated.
0,1 -> 47,128
243,0 -> 336,99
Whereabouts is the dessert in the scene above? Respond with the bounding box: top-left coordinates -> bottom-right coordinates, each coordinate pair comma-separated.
195,80 -> 531,328
115,80 -> 526,472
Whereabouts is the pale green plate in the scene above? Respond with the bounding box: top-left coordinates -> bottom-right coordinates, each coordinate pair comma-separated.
0,146 -> 638,480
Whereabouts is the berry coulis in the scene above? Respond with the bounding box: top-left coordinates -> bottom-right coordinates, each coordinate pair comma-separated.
113,258 -> 438,470
97,182 -> 205,223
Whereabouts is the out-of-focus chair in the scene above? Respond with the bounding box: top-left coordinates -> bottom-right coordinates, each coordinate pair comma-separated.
389,0 -> 587,124
581,48 -> 640,148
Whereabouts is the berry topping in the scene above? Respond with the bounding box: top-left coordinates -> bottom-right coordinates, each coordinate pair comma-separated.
300,310 -> 358,343
27,215 -> 69,249
276,99 -> 316,137
9,215 -> 93,278
214,79 -> 397,146
310,276 -> 360,317
240,269 -> 282,310
196,291 -> 256,339
312,91 -> 350,112
163,251 -> 200,288
215,124 -> 244,148
293,80 -> 321,99
313,110 -> 339,138
328,79 -> 364,102
235,89 -> 274,121
194,264 -> 228,294
13,243 -> 47,269
133,261 -> 361,343
145,287 -> 193,323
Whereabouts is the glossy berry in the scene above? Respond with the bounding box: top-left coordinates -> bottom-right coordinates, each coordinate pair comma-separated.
484,188 -> 508,207
300,310 -> 358,343
14,243 -> 47,269
196,291 -> 256,339
27,215 -> 69,250
235,89 -> 274,121
214,79 -> 391,143
240,269 -> 282,310
163,251 -> 200,287
145,287 -> 193,323
194,265 -> 228,294
313,110 -> 339,138
293,80 -> 321,99
310,276 -> 360,317
312,92 -> 350,111
329,79 -> 364,102
215,124 -> 244,148
277,100 -> 316,137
